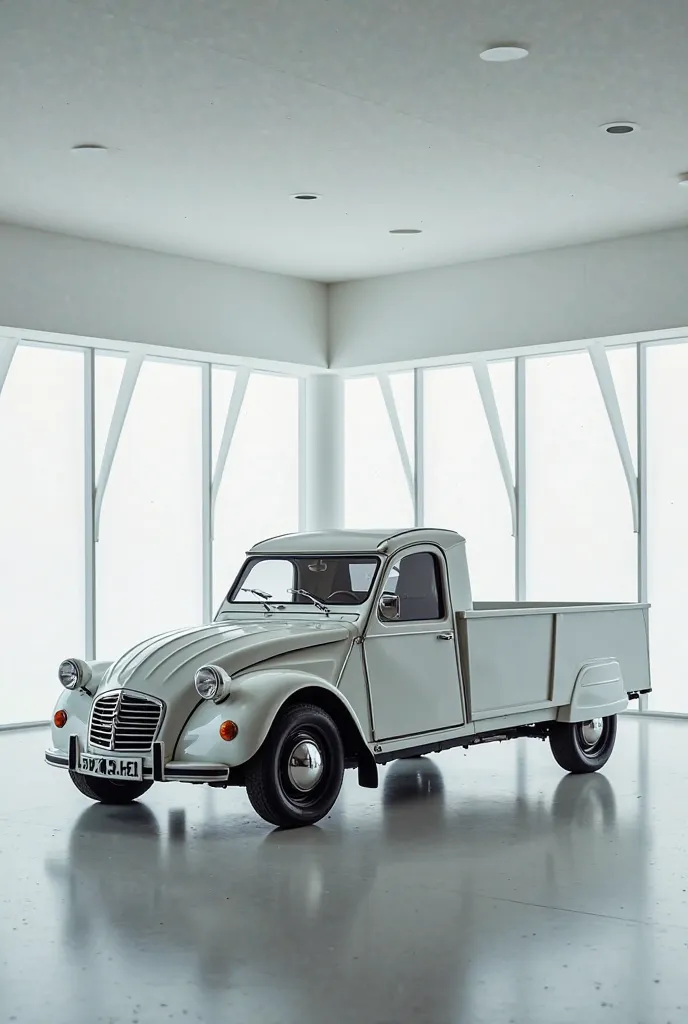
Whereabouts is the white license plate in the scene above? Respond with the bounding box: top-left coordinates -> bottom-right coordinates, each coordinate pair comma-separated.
78,754 -> 143,781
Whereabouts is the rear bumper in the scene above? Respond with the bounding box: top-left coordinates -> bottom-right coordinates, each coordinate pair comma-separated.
45,736 -> 230,784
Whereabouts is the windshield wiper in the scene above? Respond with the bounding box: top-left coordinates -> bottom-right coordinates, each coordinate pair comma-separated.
241,587 -> 276,613
288,589 -> 330,616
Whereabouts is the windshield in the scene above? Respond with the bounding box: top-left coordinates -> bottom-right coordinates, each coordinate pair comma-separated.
228,556 -> 380,607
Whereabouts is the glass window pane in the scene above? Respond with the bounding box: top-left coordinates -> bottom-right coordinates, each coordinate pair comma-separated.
0,345 -> 85,725
230,555 -> 379,606
94,352 -> 125,476
212,373 -> 300,609
608,346 -> 638,470
210,366 -> 236,469
237,560 -> 296,602
424,364 -> 515,600
526,351 -> 637,602
96,358 -> 204,658
387,551 -> 443,621
390,371 -> 415,469
344,374 -> 414,530
489,360 -> 516,479
646,342 -> 688,713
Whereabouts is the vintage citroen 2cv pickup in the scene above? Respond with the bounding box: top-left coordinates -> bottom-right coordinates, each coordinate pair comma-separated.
46,529 -> 651,827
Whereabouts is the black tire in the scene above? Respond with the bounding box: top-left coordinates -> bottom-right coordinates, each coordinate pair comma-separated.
549,715 -> 617,774
245,703 -> 344,828
69,770 -> 153,805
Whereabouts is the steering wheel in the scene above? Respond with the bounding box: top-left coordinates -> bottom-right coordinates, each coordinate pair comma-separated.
327,590 -> 359,604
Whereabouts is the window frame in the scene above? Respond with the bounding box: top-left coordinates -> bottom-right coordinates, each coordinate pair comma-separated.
375,547 -> 447,625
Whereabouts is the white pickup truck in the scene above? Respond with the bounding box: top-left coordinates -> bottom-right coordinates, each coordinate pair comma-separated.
46,529 -> 651,828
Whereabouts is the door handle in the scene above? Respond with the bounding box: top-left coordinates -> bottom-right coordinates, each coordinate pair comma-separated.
436,632 -> 454,641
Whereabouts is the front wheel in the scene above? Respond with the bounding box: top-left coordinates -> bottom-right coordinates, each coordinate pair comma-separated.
549,715 -> 617,774
245,703 -> 344,828
69,771 -> 153,804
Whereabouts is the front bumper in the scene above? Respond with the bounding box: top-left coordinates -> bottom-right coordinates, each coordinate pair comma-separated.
45,736 -> 230,784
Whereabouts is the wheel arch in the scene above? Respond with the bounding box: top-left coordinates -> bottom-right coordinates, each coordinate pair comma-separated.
557,658 -> 628,723
279,686 -> 378,789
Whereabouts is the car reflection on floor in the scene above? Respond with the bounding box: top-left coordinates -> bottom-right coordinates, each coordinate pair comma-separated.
43,753 -> 649,1023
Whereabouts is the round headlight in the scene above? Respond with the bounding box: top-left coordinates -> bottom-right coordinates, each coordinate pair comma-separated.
194,665 -> 232,703
58,659 -> 82,690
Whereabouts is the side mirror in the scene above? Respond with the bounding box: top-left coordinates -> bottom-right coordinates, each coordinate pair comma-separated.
378,593 -> 400,621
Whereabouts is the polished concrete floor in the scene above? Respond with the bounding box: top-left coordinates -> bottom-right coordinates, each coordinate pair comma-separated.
0,717 -> 686,1024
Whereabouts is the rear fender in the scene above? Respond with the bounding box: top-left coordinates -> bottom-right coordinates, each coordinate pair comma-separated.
557,658 -> 628,723
174,669 -> 378,787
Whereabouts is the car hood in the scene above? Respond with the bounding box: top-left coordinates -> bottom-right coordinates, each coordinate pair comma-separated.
100,619 -> 353,697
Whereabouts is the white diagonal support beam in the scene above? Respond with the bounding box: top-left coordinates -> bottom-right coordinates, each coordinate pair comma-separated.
94,352 -> 144,541
588,342 -> 640,533
472,360 -> 517,537
377,374 -> 414,501
211,368 -> 250,539
0,338 -> 18,399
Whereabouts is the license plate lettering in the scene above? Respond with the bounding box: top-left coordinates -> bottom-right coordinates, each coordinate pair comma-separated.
78,753 -> 142,781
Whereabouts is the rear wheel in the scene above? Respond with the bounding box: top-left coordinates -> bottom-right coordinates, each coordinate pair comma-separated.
549,715 -> 617,774
245,703 -> 344,828
69,771 -> 153,804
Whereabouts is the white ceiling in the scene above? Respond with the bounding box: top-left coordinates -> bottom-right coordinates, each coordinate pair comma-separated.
1,0 -> 688,282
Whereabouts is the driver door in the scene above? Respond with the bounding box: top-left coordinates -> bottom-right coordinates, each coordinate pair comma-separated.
364,548 -> 464,741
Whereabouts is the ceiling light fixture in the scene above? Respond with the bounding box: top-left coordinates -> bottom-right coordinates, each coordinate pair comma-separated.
678,172 -> 688,187
71,143 -> 109,154
291,193 -> 321,201
480,45 -> 529,62
389,228 -> 423,235
600,122 -> 639,135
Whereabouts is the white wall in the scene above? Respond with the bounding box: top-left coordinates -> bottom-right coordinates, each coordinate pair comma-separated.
5,222 -> 688,373
329,227 -> 688,370
0,223 -> 327,369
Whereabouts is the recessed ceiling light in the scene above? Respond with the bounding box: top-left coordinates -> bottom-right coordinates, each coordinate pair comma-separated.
480,45 -> 529,62
600,122 -> 639,134
291,193 -> 321,201
678,172 -> 688,187
71,143 -> 109,154
389,228 -> 423,235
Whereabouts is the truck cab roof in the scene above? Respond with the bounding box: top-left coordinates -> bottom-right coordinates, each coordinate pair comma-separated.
249,528 -> 466,558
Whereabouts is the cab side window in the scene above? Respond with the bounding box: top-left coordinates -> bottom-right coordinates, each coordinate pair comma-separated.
386,552 -> 444,622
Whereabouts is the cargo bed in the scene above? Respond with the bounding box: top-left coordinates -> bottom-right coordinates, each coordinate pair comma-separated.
456,602 -> 651,722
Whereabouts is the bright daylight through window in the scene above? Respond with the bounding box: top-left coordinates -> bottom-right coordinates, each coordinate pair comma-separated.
0,334 -> 686,724
0,343 -> 301,726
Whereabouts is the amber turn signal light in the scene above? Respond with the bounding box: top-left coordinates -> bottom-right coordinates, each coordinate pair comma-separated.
54,710 -> 68,728
219,720 -> 239,741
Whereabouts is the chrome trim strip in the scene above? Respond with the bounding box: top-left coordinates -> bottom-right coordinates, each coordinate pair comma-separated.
361,643 -> 376,741
334,640 -> 355,689
45,751 -> 69,769
364,629 -> 449,639
165,764 -> 230,782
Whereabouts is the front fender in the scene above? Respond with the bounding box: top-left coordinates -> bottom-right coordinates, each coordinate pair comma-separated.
174,669 -> 370,769
48,688 -> 94,753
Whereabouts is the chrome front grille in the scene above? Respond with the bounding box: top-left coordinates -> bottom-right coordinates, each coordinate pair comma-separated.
88,691 -> 163,753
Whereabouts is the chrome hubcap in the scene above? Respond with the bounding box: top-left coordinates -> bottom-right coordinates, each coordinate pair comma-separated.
580,718 -> 604,750
287,740 -> 324,793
